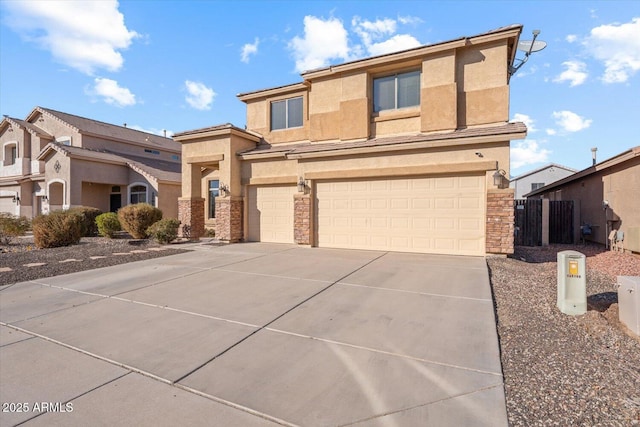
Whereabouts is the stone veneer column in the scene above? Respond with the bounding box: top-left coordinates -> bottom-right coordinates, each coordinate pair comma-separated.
486,189 -> 515,255
178,197 -> 204,240
215,197 -> 243,242
294,194 -> 311,245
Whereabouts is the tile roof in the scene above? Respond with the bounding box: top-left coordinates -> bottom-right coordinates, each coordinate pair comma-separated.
39,143 -> 181,184
240,122 -> 527,158
37,107 -> 180,152
2,116 -> 53,138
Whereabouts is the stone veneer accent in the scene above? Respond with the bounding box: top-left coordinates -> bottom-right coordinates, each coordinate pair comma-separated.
486,189 -> 515,254
294,194 -> 311,245
178,197 -> 204,239
215,197 -> 243,242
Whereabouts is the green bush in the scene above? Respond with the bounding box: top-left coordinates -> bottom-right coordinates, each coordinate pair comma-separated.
32,211 -> 83,248
67,206 -> 102,236
117,203 -> 162,239
147,218 -> 180,244
95,212 -> 121,238
0,213 -> 30,244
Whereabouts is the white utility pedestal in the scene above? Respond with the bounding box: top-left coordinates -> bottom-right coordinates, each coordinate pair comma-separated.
618,276 -> 639,336
557,250 -> 587,315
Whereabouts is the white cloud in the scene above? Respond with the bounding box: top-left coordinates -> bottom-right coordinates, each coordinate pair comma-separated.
398,15 -> 424,25
288,16 -> 352,73
553,61 -> 588,86
546,129 -> 557,136
129,125 -> 173,138
512,113 -> 537,133
3,0 -> 138,75
552,110 -> 592,132
366,34 -> 421,56
241,38 -> 259,63
89,78 -> 136,107
184,80 -> 215,110
511,140 -> 550,169
352,16 -> 420,56
584,17 -> 640,83
566,34 -> 578,43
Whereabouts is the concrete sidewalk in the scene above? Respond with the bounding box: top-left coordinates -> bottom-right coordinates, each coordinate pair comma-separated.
0,243 -> 507,426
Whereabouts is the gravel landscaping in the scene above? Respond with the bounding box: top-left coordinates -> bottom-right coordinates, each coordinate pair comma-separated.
489,243 -> 640,426
0,235 -> 191,286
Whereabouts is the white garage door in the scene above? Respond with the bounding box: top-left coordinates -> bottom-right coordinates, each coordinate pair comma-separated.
0,197 -> 17,216
247,185 -> 296,243
316,175 -> 485,255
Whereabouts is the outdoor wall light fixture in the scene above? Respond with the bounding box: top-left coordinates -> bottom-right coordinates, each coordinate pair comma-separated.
12,195 -> 20,204
219,183 -> 229,197
297,177 -> 306,193
42,195 -> 48,202
493,169 -> 507,188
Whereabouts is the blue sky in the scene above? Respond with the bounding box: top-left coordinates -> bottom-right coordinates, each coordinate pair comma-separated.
1,1 -> 639,176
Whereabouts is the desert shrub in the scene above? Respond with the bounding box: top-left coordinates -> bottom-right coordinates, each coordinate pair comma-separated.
32,211 -> 83,248
203,228 -> 215,238
117,203 -> 162,239
147,218 -> 180,244
95,212 -> 121,238
0,213 -> 30,244
66,206 -> 102,236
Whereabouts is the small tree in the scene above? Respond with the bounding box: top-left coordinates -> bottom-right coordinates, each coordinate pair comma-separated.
117,203 -> 162,239
32,211 -> 83,248
96,212 -> 122,238
147,218 -> 180,244
0,213 -> 30,244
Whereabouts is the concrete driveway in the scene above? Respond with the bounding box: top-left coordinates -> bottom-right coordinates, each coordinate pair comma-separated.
0,243 -> 507,426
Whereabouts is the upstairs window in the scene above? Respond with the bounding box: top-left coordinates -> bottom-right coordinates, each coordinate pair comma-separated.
531,183 -> 545,191
271,96 -> 303,130
10,145 -> 17,165
373,70 -> 420,112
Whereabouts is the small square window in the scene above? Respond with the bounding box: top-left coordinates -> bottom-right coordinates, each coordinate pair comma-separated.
531,183 -> 545,191
271,96 -> 303,131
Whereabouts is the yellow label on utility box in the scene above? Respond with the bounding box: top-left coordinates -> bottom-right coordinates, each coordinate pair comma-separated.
569,260 -> 579,275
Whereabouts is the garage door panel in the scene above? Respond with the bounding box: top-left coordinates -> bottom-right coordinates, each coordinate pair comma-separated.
316,175 -> 485,256
247,185 -> 296,243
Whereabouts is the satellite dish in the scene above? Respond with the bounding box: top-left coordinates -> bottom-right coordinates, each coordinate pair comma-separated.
517,40 -> 547,53
509,29 -> 547,76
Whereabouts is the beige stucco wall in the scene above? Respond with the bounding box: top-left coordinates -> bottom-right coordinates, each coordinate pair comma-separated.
157,182 -> 180,219
243,38 -> 511,144
537,158 -> 640,249
30,112 -> 82,147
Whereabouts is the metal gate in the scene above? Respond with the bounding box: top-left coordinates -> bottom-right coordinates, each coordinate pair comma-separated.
514,199 -> 542,246
515,199 -> 574,246
549,201 -> 574,244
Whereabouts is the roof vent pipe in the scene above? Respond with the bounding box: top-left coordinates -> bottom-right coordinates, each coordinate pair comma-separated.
591,147 -> 597,166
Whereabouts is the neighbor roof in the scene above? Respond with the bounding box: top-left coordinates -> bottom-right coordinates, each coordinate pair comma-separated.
510,163 -> 577,181
525,146 -> 640,197
26,107 -> 180,153
37,143 -> 181,184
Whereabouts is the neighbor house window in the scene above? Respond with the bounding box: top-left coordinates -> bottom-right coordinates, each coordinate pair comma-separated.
10,145 -> 17,165
208,180 -> 219,219
373,70 -> 420,112
271,96 -> 303,130
130,185 -> 147,204
531,183 -> 545,191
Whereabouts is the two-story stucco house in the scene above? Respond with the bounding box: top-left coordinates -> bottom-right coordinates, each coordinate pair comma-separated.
0,107 -> 182,219
174,25 -> 528,256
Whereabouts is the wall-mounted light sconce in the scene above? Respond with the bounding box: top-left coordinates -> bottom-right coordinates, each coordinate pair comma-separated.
42,195 -> 48,202
297,177 -> 306,193
219,183 -> 229,197
12,195 -> 20,204
493,169 -> 507,188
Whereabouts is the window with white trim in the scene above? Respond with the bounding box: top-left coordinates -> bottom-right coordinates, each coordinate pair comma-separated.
271,96 -> 303,130
3,142 -> 17,166
130,185 -> 147,204
373,70 -> 420,112
208,180 -> 219,219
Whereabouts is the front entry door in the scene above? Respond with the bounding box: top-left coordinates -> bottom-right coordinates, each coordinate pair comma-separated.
110,194 -> 122,212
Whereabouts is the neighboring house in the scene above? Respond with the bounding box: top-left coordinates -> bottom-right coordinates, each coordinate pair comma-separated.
526,146 -> 640,252
0,107 -> 181,219
510,163 -> 577,199
174,25 -> 528,256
